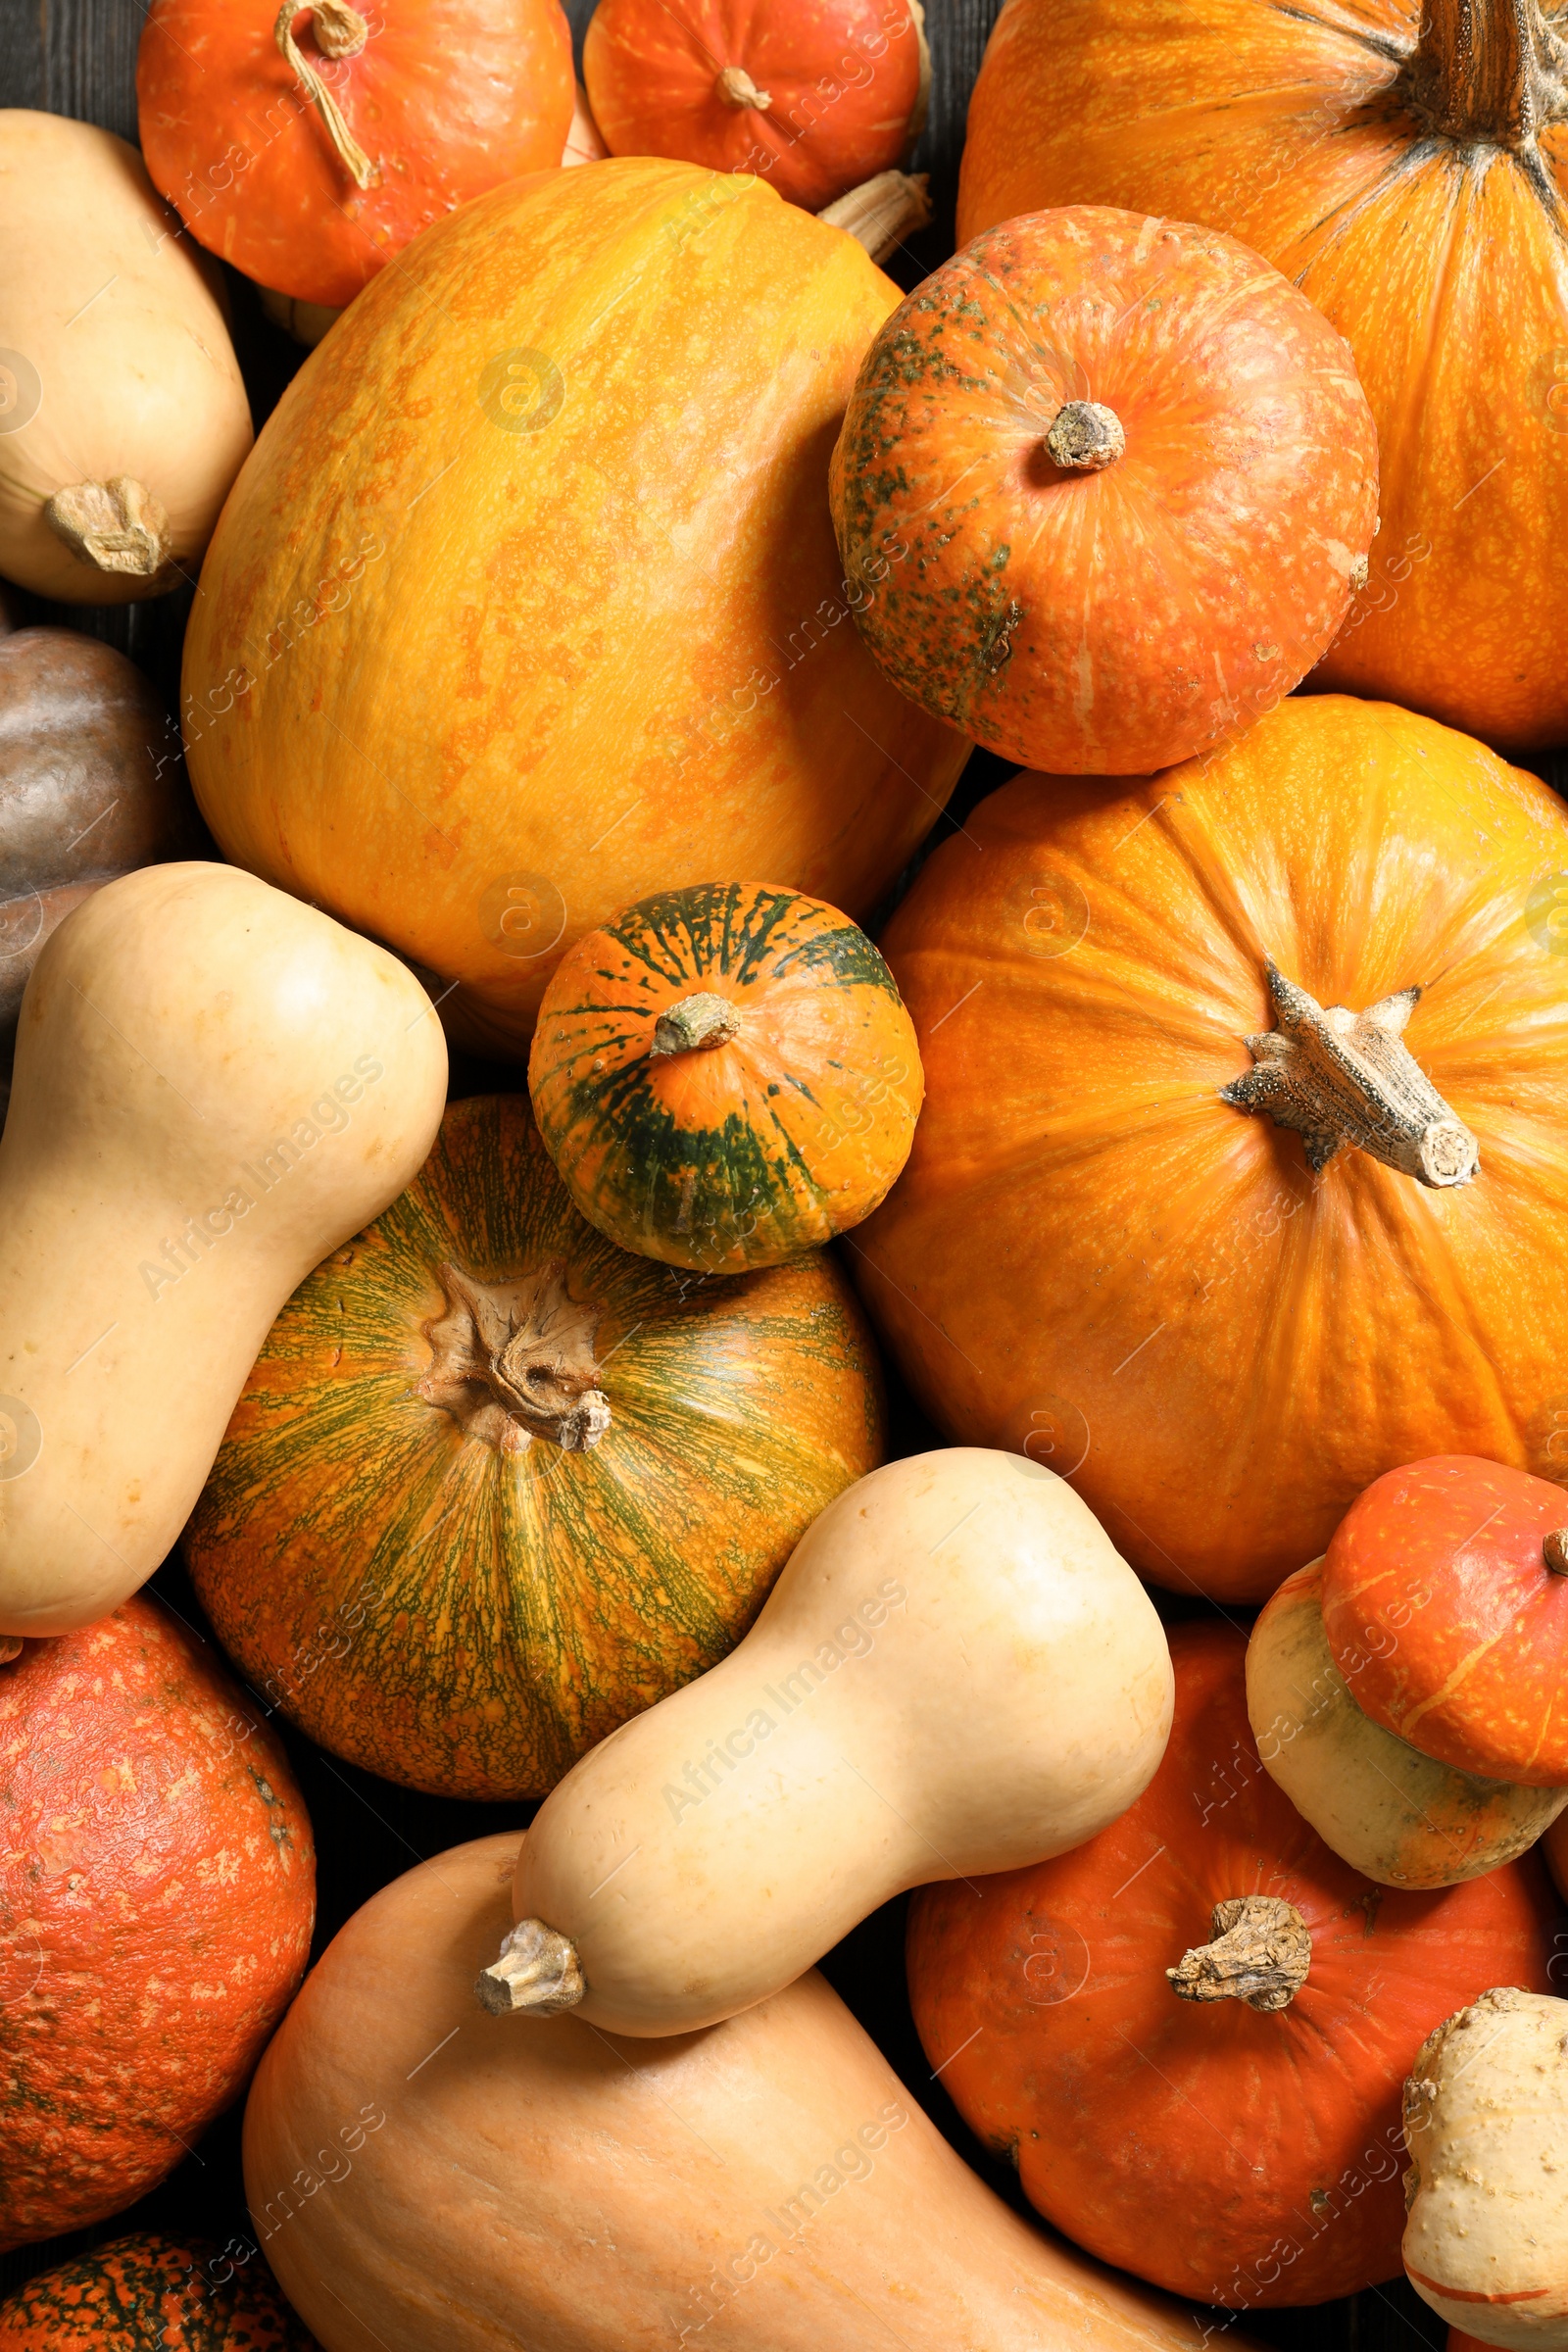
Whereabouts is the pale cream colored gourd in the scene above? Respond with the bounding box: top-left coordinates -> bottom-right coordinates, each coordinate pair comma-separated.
0,862 -> 446,1633
1247,1561 -> 1568,1889
1402,1987 -> 1568,2347
0,112 -> 253,601
247,1832 -> 1262,2352
483,1447 -> 1174,2035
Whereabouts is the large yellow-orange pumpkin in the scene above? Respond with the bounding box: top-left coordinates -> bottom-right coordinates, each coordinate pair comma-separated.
854,693 -> 1568,1603
181,159 -> 968,1056
956,0 -> 1568,751
184,1093 -> 884,1799
906,1623 -> 1560,2309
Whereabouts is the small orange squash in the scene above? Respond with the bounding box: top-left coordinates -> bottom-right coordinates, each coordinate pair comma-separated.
528,882 -> 921,1271
830,205 -> 1377,774
184,1093 -> 884,1799
0,2235 -> 318,2350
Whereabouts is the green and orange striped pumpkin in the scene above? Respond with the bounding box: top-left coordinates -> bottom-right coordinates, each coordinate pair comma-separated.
0,2235 -> 318,2349
528,883 -> 923,1272
184,1093 -> 884,1799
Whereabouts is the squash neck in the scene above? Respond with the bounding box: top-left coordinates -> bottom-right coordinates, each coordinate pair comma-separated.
1167,1895 -> 1310,2013
417,1260 -> 611,1454
1404,0 -> 1568,152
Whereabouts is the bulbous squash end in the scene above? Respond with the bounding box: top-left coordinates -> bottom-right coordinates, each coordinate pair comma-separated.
475,1917 -> 585,2017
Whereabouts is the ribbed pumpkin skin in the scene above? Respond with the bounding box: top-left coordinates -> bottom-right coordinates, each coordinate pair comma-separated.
529,882 -> 922,1271
854,694 -> 1568,1603
0,2235 -> 318,2349
955,0 -> 1568,750
906,1623 -> 1560,2309
184,1094 -> 884,1799
181,159 -> 969,1054
1320,1457 -> 1568,1786
0,1602 -> 315,2249
830,206 -> 1377,774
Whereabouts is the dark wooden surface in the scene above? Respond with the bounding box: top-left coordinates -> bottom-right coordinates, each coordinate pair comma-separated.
0,3 -> 1470,2343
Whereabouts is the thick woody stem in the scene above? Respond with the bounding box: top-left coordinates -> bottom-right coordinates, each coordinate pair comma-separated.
1405,0 -> 1568,150
1544,1531 -> 1568,1575
44,479 -> 172,580
1046,402 -> 1125,471
1220,961 -> 1479,1189
817,172 -> 932,264
652,992 -> 741,1056
716,64 -> 770,109
274,0 -> 377,189
0,1637 -> 21,1665
1167,1896 -> 1312,2014
475,1918 -> 585,2016
417,1260 -> 611,1453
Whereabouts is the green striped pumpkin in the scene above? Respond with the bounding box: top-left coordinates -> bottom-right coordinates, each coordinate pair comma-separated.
0,2235 -> 317,2349
184,1094 -> 884,1798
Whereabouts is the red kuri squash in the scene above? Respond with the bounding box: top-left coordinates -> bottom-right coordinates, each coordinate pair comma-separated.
528,882 -> 922,1270
830,205 -> 1378,774
584,0 -> 927,211
136,0 -> 575,310
854,692 -> 1568,1603
956,0 -> 1568,751
0,1597 -> 316,2248
0,2236 -> 318,2350
906,1622 -> 1560,2309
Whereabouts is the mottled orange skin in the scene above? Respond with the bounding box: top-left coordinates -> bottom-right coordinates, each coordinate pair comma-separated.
906,1624 -> 1560,2309
854,694 -> 1568,1603
181,159 -> 969,1056
137,0 -> 574,308
0,2234 -> 318,2349
830,206 -> 1377,773
0,1599 -> 316,2249
956,0 -> 1568,750
585,0 -> 924,209
1321,1456 -> 1568,1786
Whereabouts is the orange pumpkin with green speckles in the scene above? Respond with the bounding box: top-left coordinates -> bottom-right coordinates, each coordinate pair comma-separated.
828,204 -> 1378,774
0,1602 -> 315,2250
0,2234 -> 318,2349
184,1093 -> 884,1799
528,883 -> 922,1272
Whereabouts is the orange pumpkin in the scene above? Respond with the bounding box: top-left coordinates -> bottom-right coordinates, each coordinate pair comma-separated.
0,2235 -> 318,2350
529,882 -> 922,1271
181,159 -> 968,1056
906,1622 -> 1560,2309
583,0 -> 927,211
830,204 -> 1377,774
136,0 -> 574,310
956,0 -> 1568,751
854,692 -> 1568,1604
1321,1457 -> 1568,1786
0,1597 -> 315,2248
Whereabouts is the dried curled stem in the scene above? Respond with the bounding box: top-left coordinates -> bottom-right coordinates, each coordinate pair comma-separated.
651,992 -> 741,1055
417,1260 -> 612,1454
1167,1895 -> 1311,2014
475,1918 -> 585,2016
275,0 -> 376,189
44,478 -> 172,579
817,172 -> 931,265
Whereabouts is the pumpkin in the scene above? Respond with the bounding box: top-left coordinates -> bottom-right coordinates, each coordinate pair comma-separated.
180,158 -> 969,1057
830,204 -> 1378,775
1,628 -> 195,1078
0,113 -> 253,604
583,0 -> 928,211
956,0 -> 1568,752
1320,1456 -> 1568,1786
244,1831 -> 1266,2352
0,861 -> 446,1634
854,692 -> 1568,1604
0,2235 -> 318,2349
1247,1560 -> 1568,1889
136,0 -> 575,311
906,1621 -> 1560,2309
184,1091 -> 883,1800
0,1596 -> 316,2249
1403,1988 -> 1568,2347
484,1447 -> 1172,2032
527,881 -> 922,1272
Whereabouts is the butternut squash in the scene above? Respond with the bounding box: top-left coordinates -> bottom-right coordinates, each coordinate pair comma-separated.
0,862 -> 446,1632
481,1447 -> 1173,2034
1247,1561 -> 1568,1888
244,1831 -> 1262,2352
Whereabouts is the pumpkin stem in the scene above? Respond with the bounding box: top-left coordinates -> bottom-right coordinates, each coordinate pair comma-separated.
274,0 -> 377,190
1405,0 -> 1568,152
1219,961 -> 1479,1189
1167,1895 -> 1311,2014
1045,402 -> 1125,472
818,171 -> 932,264
0,1637 -> 21,1666
475,1917 -> 585,2016
716,64 -> 771,109
1544,1530 -> 1568,1574
652,992 -> 741,1056
43,478 -> 172,581
416,1260 -> 612,1454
